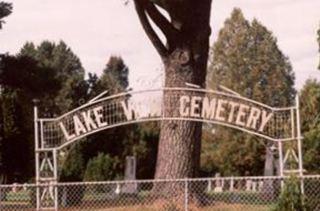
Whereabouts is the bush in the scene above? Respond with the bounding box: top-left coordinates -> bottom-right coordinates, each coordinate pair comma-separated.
59,144 -> 86,206
304,178 -> 320,211
273,176 -> 309,211
84,153 -> 118,194
84,153 -> 116,182
59,185 -> 85,207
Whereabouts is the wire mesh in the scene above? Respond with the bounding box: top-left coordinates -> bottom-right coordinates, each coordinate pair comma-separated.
1,176 -> 320,211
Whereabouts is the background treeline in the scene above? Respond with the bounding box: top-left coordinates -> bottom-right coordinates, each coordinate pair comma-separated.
202,9 -> 320,177
1,3 -> 320,184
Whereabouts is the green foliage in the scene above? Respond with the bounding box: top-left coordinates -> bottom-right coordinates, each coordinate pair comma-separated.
0,54 -> 58,96
59,145 -> 86,206
0,40 -> 87,183
0,1 -> 12,29
60,144 -> 85,182
19,41 -> 85,115
300,79 -> 320,174
0,97 -> 3,183
0,38 -> 158,183
0,88 -> 32,183
98,56 -> 129,94
318,26 -> 320,70
208,8 -> 295,105
84,153 -> 118,181
82,122 -> 159,181
204,8 -> 295,176
57,55 -> 158,181
133,122 -> 159,179
304,178 -> 320,210
273,176 -> 309,211
80,57 -> 157,180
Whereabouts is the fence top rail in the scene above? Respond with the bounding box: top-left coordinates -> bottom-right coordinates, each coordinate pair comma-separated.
1,175 -> 319,187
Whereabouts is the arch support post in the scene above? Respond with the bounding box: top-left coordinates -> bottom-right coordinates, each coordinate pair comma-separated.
277,96 -> 304,193
295,95 -> 304,194
277,141 -> 284,188
34,104 -> 58,210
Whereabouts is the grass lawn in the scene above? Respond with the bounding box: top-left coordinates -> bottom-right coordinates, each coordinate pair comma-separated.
1,190 -> 276,211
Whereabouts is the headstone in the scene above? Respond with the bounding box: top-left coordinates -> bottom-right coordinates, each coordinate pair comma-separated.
229,177 -> 234,192
214,173 -> 223,192
115,183 -> 121,195
122,156 -> 137,194
12,183 -> 18,193
125,156 -> 136,180
252,181 -> 257,192
23,183 -> 28,191
258,181 -> 264,191
207,180 -> 212,192
246,180 -> 252,191
61,187 -> 67,207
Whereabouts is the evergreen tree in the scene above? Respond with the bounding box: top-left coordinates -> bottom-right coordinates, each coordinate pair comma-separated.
0,2 -> 12,178
273,176 -> 309,211
60,56 -> 131,182
60,144 -> 86,182
300,79 -> 320,174
134,122 -> 159,179
0,41 -> 86,183
0,1 -> 11,29
318,26 -> 320,70
205,8 -> 295,176
19,41 -> 85,116
100,56 -> 129,93
81,56 -> 131,179
76,57 -> 158,181
0,54 -> 58,183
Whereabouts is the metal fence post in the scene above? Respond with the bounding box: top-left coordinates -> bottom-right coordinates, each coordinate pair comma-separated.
296,95 -> 305,194
184,179 -> 188,211
33,102 -> 40,210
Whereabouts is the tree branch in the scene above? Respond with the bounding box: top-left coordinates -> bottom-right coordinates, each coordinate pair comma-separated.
134,0 -> 168,59
144,1 -> 179,43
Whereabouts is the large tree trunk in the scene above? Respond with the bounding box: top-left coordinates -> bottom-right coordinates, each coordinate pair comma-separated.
133,1 -> 212,206
134,0 -> 212,191
155,49 -> 207,179
153,46 -> 210,207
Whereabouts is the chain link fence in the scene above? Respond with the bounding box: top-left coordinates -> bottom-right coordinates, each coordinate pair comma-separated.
1,175 -> 319,211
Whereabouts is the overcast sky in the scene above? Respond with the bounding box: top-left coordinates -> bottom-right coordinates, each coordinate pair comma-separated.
1,0 -> 320,90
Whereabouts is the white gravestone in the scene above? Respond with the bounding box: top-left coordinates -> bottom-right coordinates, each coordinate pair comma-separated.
122,156 -> 137,194
214,173 -> 223,192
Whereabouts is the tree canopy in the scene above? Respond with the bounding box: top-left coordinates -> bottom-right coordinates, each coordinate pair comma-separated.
0,1 -> 12,29
0,40 -> 87,183
318,27 -> 320,70
204,8 -> 295,176
19,41 -> 85,115
300,79 -> 320,174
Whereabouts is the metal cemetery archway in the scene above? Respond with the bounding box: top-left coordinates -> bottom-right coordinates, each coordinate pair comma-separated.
34,87 -> 303,210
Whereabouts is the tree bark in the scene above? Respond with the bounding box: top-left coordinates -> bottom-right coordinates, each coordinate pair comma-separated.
134,0 -> 212,181
155,51 -> 206,180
